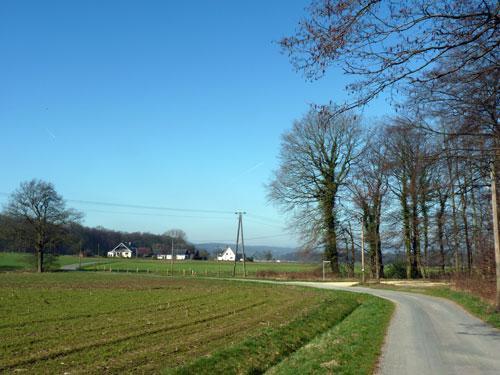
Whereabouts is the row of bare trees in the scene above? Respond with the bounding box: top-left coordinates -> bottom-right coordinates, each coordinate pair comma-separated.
275,0 -> 499,309
268,106 -> 496,287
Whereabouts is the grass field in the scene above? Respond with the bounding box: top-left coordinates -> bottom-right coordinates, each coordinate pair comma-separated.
0,252 -> 99,272
83,258 -> 320,279
0,252 -> 33,271
0,272 -> 393,374
0,252 -> 321,278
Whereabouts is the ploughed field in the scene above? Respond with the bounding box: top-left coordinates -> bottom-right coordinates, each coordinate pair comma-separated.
0,273 -> 392,374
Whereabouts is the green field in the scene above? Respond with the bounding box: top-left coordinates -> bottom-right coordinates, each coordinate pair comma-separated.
84,258 -> 320,279
0,252 -> 322,279
0,252 -> 32,271
0,252 -> 100,272
0,272 -> 392,374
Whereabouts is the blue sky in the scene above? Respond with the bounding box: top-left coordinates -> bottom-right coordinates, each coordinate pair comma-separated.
0,1 -> 392,247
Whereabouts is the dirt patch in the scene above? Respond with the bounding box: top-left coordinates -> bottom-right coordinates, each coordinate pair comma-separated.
320,359 -> 339,369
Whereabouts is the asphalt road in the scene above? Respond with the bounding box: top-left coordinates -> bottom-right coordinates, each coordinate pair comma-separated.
289,282 -> 500,375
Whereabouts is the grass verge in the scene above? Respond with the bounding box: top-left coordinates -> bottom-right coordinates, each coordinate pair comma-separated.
170,293 -> 392,375
418,287 -> 499,328
266,296 -> 394,375
369,284 -> 499,329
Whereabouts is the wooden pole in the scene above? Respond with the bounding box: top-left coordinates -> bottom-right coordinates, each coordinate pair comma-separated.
240,213 -> 247,277
490,163 -> 500,312
170,238 -> 174,277
361,218 -> 366,284
232,214 -> 241,277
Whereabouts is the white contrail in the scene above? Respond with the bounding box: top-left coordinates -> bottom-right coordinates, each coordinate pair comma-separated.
45,128 -> 56,141
230,162 -> 264,182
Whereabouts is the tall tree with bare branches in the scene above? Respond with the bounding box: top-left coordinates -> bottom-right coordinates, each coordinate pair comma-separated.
4,180 -> 82,272
280,0 -> 498,110
268,107 -> 363,275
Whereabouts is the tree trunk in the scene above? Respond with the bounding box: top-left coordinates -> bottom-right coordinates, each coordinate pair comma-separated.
323,195 -> 339,275
401,178 -> 412,279
460,176 -> 472,274
411,188 -> 423,278
36,231 -> 44,273
448,157 -> 461,273
437,197 -> 447,274
420,190 -> 430,277
366,213 -> 377,278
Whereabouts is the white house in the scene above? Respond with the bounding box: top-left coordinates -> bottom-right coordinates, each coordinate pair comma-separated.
107,243 -> 133,258
217,247 -> 236,261
157,253 -> 187,260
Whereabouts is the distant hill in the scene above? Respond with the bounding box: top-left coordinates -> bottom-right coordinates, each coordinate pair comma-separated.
193,242 -> 302,260
194,242 -> 402,264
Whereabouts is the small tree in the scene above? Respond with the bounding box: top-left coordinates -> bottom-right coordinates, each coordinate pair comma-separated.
4,179 -> 82,272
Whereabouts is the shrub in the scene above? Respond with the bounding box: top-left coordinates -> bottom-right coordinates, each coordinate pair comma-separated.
384,261 -> 407,279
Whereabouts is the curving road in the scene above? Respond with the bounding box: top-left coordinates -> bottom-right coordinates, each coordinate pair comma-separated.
287,282 -> 500,375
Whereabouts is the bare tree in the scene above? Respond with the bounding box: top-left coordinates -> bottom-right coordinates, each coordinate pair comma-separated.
280,0 -> 498,110
4,179 -> 82,272
164,229 -> 187,242
268,107 -> 363,275
410,62 -> 499,308
384,119 -> 437,278
281,0 -> 500,308
350,129 -> 388,279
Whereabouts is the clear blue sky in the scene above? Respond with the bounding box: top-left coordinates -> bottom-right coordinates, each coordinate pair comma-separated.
0,0 -> 392,247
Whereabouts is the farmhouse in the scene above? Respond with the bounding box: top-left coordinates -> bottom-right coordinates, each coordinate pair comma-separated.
156,253 -> 187,260
107,243 -> 133,258
217,246 -> 237,261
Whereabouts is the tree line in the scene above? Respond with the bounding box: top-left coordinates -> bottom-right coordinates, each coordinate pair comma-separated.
0,180 -> 195,271
271,0 -> 499,309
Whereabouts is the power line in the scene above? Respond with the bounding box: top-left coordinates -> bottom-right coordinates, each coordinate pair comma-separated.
83,208 -> 235,220
0,193 -> 286,224
0,192 -> 235,215
0,191 -> 290,242
245,217 -> 285,229
193,233 -> 291,244
67,199 -> 235,215
246,213 -> 283,224
245,233 -> 291,241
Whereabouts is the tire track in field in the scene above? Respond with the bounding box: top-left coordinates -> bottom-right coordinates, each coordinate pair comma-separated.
1,290 -> 252,352
66,296 -> 310,374
0,300 -> 268,371
0,292 -> 208,330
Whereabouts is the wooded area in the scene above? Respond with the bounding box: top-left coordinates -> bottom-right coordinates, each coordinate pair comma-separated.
0,181 -> 195,269
274,0 -> 499,309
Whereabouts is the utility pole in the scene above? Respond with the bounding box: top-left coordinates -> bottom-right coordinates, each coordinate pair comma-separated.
361,217 -> 365,284
171,238 -> 174,277
490,162 -> 500,311
323,260 -> 331,281
79,241 -> 82,270
232,211 -> 247,277
97,243 -> 100,257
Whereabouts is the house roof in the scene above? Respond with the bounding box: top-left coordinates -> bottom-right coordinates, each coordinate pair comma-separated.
218,247 -> 236,256
110,243 -> 133,252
